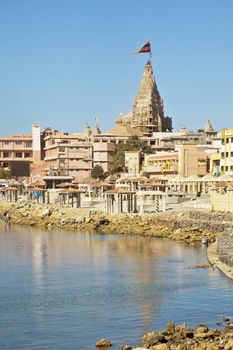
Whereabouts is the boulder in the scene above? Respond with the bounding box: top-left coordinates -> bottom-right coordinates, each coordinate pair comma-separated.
150,344 -> 169,350
75,215 -> 84,224
40,208 -> 52,218
225,339 -> 233,350
96,338 -> 112,348
143,332 -> 166,347
166,321 -> 175,333
195,325 -> 209,334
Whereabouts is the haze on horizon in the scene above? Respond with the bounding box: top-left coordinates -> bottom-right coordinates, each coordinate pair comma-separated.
0,0 -> 233,135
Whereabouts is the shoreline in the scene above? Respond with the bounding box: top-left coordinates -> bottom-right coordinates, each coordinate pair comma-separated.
0,200 -> 219,243
207,241 -> 233,281
1,200 -> 233,282
113,321 -> 233,349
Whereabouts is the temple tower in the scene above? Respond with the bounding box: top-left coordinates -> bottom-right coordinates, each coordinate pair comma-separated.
131,61 -> 172,135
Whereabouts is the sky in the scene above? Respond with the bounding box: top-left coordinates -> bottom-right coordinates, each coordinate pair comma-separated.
0,0 -> 233,135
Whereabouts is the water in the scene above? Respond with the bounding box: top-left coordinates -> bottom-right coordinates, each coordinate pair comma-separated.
0,221 -> 233,349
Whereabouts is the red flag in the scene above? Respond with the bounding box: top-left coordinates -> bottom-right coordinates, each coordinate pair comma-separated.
132,41 -> 151,54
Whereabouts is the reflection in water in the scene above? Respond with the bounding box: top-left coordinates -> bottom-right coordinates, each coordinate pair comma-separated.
32,236 -> 48,289
1,222 -> 233,350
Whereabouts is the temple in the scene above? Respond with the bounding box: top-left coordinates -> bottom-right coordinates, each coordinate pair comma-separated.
115,60 -> 172,135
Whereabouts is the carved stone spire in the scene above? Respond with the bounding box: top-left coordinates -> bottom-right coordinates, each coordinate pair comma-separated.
131,61 -> 172,135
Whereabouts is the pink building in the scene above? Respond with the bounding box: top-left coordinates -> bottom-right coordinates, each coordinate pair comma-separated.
44,130 -> 93,180
0,125 -> 42,171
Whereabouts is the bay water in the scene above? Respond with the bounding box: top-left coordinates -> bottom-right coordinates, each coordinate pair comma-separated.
0,221 -> 233,349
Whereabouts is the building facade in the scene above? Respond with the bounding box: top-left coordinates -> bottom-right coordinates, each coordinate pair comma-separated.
0,124 -> 42,172
176,143 -> 207,177
144,152 -> 179,176
43,130 -> 93,180
220,128 -> 233,175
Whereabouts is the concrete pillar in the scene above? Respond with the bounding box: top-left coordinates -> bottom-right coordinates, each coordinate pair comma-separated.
162,195 -> 166,212
210,186 -> 217,211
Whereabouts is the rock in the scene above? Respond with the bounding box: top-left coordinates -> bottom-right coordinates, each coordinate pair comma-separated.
40,208 -> 52,218
150,344 -> 168,350
225,323 -> 233,333
75,215 -> 84,223
143,332 -> 166,347
225,339 -> 233,350
98,218 -> 110,225
202,237 -> 208,244
166,321 -> 175,333
195,325 -> 209,334
96,338 -> 112,348
3,211 -> 11,221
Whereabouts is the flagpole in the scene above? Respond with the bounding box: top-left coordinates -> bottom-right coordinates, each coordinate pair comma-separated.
149,51 -> 152,63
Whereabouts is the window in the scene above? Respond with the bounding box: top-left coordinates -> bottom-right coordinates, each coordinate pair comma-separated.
15,152 -> 22,158
3,141 -> 10,145
227,138 -> 229,143
25,141 -> 32,147
24,152 -> 31,158
3,152 -> 9,158
15,141 -> 22,145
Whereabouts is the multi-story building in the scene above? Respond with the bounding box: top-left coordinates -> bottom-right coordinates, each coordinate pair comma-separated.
144,152 -> 179,176
220,128 -> 233,175
176,143 -> 207,177
143,143 -> 209,178
93,141 -> 114,172
0,124 -> 42,171
125,151 -> 140,176
43,130 -> 93,180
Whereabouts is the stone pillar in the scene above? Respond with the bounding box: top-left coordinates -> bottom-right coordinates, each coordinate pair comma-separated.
139,195 -> 144,215
162,195 -> 166,212
210,186 -> 217,211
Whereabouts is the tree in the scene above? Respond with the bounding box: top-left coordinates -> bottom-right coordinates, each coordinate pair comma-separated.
109,136 -> 152,174
91,164 -> 104,179
0,169 -> 12,179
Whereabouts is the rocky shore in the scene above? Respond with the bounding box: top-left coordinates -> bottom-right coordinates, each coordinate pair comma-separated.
0,200 -> 228,243
103,321 -> 233,350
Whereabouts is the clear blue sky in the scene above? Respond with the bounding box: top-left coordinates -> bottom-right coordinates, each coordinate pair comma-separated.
0,0 -> 233,135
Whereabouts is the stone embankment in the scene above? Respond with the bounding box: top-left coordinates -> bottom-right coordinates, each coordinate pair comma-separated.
217,234 -> 233,267
113,321 -> 233,350
1,201 -> 233,243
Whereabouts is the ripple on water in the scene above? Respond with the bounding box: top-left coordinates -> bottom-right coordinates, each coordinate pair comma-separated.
0,223 -> 233,349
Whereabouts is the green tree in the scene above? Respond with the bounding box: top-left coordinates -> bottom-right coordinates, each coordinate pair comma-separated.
91,164 -> 104,179
109,136 -> 152,174
0,169 -> 12,179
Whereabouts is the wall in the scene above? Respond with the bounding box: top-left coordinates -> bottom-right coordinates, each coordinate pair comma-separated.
210,187 -> 233,212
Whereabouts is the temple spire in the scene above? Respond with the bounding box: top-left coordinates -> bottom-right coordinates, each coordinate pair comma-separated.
131,61 -> 172,135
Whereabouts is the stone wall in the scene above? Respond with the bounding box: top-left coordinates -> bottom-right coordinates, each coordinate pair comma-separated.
1,201 -> 233,243
210,187 -> 233,212
217,234 -> 233,267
